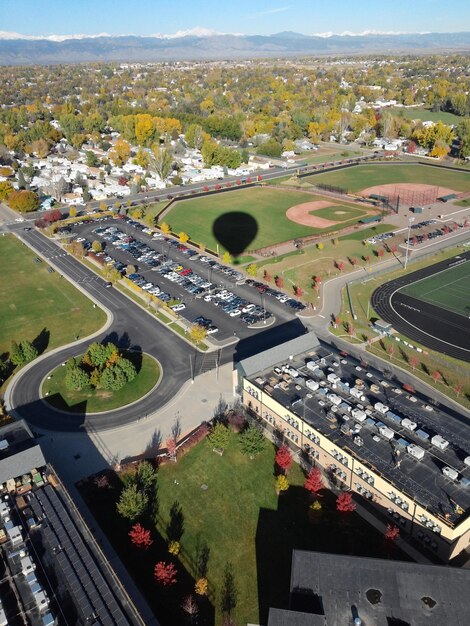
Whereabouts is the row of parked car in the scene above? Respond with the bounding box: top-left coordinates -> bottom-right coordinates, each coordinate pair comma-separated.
365,231 -> 395,245
406,228 -> 446,246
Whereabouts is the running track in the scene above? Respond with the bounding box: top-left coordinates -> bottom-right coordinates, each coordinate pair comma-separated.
371,251 -> 470,362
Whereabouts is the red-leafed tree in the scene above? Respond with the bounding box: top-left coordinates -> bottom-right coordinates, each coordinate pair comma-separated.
387,344 -> 395,360
410,355 -> 418,371
350,257 -> 358,267
454,383 -> 463,397
275,445 -> 293,474
43,208 -> 62,223
154,561 -> 178,586
275,275 -> 284,288
129,523 -> 153,549
364,255 -> 370,264
304,467 -> 324,496
294,285 -> 303,297
432,370 -> 441,383
336,492 -> 356,513
347,323 -> 355,337
385,523 -> 400,542
336,260 -> 345,272
377,248 -> 385,258
166,436 -> 177,462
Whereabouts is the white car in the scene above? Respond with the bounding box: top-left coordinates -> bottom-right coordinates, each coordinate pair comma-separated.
229,309 -> 241,317
15,217 -> 25,222
170,303 -> 186,312
141,283 -> 154,290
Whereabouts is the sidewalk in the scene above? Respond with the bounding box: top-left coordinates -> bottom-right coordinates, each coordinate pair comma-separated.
35,361 -> 235,486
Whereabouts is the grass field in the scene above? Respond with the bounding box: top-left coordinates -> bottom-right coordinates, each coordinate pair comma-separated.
0,235 -> 106,357
390,107 -> 461,125
456,198 -> 470,207
42,353 -> 159,413
303,163 -> 470,193
400,261 -> 470,316
256,224 -> 396,302
165,187 -> 373,252
82,433 -> 408,626
330,244 -> 470,407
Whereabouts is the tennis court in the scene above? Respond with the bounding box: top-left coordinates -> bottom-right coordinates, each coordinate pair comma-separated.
400,260 -> 470,317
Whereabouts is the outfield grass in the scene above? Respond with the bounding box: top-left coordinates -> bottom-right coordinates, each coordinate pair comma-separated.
82,433 -> 408,626
390,107 -> 461,125
304,163 -> 470,193
0,235 -> 106,356
165,187 -> 372,252
400,261 -> 470,316
42,352 -> 159,413
456,198 -> 470,207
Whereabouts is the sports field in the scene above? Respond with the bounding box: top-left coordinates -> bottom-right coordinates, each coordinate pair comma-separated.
165,187 -> 371,252
0,235 -> 106,356
304,164 -> 470,193
400,261 -> 470,316
310,205 -> 365,221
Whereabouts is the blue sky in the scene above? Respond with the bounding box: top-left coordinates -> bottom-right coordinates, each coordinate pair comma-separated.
1,0 -> 469,37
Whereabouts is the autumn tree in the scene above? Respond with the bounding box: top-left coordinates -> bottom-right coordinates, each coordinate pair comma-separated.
275,474 -> 289,493
159,221 -> 171,234
0,180 -> 14,201
8,190 -> 40,212
304,467 -> 324,497
181,595 -> 199,622
179,231 -> 190,243
166,436 -> 177,461
129,523 -> 153,549
154,561 -> 178,587
109,138 -> 131,166
432,370 -> 441,384
189,324 -> 207,345
222,251 -> 233,265
246,263 -> 258,277
336,491 -> 356,513
385,523 -> 400,542
410,355 -> 418,371
454,383 -> 463,397
275,445 -> 293,474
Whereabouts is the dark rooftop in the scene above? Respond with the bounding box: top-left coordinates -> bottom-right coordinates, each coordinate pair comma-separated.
288,550 -> 470,625
246,347 -> 470,524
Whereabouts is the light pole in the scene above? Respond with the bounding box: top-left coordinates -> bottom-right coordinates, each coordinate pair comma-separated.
404,217 -> 415,270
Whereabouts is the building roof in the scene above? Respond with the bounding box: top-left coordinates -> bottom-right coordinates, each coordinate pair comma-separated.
0,420 -> 46,484
289,550 -> 470,625
0,444 -> 46,484
245,347 -> 470,524
237,331 -> 321,379
268,607 -> 326,625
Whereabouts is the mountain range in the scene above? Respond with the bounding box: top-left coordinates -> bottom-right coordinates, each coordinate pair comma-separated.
1,30 -> 470,65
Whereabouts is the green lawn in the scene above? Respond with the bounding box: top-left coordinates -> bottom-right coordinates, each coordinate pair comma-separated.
400,261 -> 470,316
311,204 -> 367,222
81,433 -> 409,626
456,198 -> 470,207
0,235 -> 106,356
42,353 -> 159,413
165,187 -> 369,252
304,163 -> 470,193
390,107 -> 461,125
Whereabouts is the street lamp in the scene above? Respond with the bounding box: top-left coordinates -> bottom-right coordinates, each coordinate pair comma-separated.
404,217 -> 415,270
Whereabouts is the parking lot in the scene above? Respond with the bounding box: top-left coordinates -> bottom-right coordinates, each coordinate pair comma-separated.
62,216 -> 305,341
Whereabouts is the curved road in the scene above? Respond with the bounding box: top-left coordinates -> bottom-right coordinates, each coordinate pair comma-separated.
371,251 -> 470,362
5,227 -> 198,432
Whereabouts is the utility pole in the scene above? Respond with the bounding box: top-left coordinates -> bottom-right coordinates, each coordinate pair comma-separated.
404,217 -> 415,270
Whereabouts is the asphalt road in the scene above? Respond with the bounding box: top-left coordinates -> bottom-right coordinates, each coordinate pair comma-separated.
5,226 -> 195,431
4,224 -> 307,432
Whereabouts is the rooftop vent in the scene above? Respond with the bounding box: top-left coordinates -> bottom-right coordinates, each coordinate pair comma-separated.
366,588 -> 382,605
